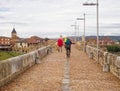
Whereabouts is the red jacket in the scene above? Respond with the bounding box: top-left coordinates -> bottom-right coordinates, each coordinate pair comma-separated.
57,38 -> 63,47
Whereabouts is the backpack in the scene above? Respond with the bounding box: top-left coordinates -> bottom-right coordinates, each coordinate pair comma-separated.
66,39 -> 71,45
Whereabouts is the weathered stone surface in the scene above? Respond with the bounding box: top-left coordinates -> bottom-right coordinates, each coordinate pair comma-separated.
70,46 -> 120,91
1,46 -> 64,91
0,45 -> 120,91
86,45 -> 120,79
115,56 -> 120,68
0,45 -> 52,87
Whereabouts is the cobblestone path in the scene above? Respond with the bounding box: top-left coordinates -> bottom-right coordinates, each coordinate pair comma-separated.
1,48 -> 66,91
70,46 -> 120,91
1,45 -> 120,91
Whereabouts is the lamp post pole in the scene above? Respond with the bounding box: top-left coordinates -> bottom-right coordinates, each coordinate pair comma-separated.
77,25 -> 79,41
84,13 -> 86,40
77,13 -> 86,52
83,13 -> 86,52
96,0 -> 99,63
71,22 -> 77,42
83,0 -> 99,62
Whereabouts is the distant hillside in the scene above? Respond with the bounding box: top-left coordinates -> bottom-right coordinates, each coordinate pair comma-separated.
86,36 -> 120,41
107,36 -> 120,41
50,36 -> 120,42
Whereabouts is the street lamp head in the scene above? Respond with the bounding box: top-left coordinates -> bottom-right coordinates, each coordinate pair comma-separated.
71,25 -> 75,27
83,3 -> 97,6
77,18 -> 84,20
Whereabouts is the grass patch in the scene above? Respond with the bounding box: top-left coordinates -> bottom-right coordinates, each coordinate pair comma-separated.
0,51 -> 21,61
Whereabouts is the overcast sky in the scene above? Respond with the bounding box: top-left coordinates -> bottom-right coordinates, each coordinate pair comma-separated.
0,0 -> 120,38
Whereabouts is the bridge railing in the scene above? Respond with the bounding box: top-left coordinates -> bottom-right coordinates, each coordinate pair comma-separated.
85,45 -> 120,79
0,45 -> 52,87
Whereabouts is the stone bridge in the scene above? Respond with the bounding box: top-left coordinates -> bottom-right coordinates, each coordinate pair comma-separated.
0,45 -> 120,91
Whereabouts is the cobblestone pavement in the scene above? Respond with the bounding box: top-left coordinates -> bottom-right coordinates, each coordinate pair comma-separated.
1,45 -> 120,91
1,47 -> 66,91
70,46 -> 120,91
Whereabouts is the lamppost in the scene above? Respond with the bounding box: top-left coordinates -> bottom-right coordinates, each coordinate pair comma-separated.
77,13 -> 86,52
77,25 -> 79,41
83,0 -> 99,62
71,22 -> 77,42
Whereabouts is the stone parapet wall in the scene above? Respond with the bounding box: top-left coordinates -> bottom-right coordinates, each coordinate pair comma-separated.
0,45 -> 52,87
86,45 -> 120,79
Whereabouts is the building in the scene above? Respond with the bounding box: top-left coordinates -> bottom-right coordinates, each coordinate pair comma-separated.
99,37 -> 115,45
0,28 -> 20,51
13,36 -> 44,53
11,28 -> 20,45
0,28 -> 44,52
26,36 -> 43,44
0,36 -> 12,50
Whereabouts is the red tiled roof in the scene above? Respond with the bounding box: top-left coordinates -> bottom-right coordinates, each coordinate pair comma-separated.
25,36 -> 43,44
26,38 -> 38,44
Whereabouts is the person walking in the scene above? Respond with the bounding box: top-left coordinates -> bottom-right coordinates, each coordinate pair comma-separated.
65,37 -> 72,57
57,35 -> 64,52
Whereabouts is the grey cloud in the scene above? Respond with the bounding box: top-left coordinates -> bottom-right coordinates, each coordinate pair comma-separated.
0,7 -> 10,12
101,23 -> 120,29
0,16 -> 6,19
19,31 -> 73,38
0,22 -> 29,26
111,33 -> 120,36
0,0 -> 120,38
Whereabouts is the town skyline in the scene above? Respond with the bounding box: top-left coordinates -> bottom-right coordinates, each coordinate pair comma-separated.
0,0 -> 120,38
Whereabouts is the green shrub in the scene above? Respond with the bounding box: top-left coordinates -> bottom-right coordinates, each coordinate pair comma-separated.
107,45 -> 120,52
